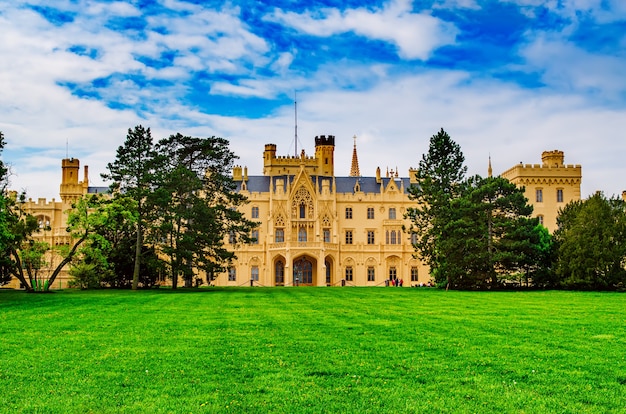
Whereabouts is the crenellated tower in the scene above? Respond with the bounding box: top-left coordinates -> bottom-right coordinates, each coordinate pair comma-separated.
60,158 -> 88,204
315,134 -> 335,177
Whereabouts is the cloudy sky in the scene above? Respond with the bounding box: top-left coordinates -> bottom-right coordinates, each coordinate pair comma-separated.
1,0 -> 625,200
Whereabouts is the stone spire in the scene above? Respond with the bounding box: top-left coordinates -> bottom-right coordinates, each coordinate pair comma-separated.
349,135 -> 361,177
488,155 -> 493,178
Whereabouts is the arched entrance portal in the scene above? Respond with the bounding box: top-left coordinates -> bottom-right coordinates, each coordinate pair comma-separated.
293,257 -> 313,286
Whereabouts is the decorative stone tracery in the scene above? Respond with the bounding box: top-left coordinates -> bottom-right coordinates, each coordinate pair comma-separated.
291,187 -> 314,219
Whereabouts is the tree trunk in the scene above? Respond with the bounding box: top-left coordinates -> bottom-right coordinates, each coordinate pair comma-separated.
487,206 -> 497,288
10,247 -> 32,291
132,220 -> 142,290
47,235 -> 88,289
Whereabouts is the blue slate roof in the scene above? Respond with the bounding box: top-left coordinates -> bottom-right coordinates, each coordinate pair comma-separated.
237,175 -> 415,195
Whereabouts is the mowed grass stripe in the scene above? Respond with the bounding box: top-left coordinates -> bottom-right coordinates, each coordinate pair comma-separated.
0,288 -> 624,413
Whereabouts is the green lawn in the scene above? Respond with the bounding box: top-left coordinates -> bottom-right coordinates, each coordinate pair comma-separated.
1,288 -> 625,413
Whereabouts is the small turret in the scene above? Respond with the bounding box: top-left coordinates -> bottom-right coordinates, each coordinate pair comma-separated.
264,144 -> 277,161
233,165 -> 243,181
542,150 -> 564,167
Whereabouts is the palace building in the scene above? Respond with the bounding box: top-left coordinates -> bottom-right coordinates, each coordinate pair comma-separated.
211,138 -> 582,287
9,136 -> 582,289
500,150 -> 581,233
214,135 -> 428,287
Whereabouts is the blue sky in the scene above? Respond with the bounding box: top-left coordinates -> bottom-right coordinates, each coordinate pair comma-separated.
1,0 -> 625,200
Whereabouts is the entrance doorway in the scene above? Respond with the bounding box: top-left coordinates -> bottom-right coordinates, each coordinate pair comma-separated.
293,257 -> 313,285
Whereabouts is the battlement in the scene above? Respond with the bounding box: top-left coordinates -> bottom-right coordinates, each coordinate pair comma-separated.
315,135 -> 335,146
62,158 -> 80,168
232,165 -> 248,181
518,163 -> 581,169
25,197 -> 60,208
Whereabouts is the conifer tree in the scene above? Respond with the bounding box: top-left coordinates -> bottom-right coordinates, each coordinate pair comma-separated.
150,134 -> 255,288
406,128 -> 467,287
102,125 -> 156,290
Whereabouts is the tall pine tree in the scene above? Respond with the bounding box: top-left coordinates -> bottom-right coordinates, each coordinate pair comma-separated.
101,125 -> 156,290
406,128 -> 467,287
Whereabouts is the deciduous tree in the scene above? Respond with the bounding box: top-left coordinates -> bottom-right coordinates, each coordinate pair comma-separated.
554,193 -> 626,289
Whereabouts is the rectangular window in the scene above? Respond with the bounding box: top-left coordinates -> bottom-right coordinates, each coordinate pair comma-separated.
345,230 -> 353,244
229,231 -> 236,244
299,203 -> 306,218
538,215 -> 544,226
251,266 -> 259,281
410,232 -> 418,245
323,229 -> 331,243
275,228 -> 284,243
536,189 -> 543,203
367,207 -> 375,219
389,208 -> 396,220
411,267 -> 419,282
367,267 -> 375,282
557,189 -> 564,203
251,206 -> 259,218
228,267 -> 236,281
345,266 -> 353,281
367,230 -> 375,245
251,230 -> 259,244
387,230 -> 399,245
345,207 -> 353,219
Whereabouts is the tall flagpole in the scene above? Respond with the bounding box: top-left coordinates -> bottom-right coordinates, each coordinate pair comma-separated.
294,91 -> 298,157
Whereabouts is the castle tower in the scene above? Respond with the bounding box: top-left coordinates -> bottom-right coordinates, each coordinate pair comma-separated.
262,144 -> 277,176
60,158 -> 86,204
501,150 -> 581,233
314,135 -> 335,177
349,135 -> 361,177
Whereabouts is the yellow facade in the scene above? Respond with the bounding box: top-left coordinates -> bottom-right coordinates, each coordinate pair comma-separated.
6,158 -> 106,289
501,150 -> 581,233
215,135 -> 430,287
10,142 -> 581,289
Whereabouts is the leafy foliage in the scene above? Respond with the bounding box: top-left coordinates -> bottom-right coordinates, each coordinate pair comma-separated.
150,134 -> 256,288
0,192 -> 39,289
554,193 -> 626,290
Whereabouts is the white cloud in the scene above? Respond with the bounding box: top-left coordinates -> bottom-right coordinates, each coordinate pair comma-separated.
2,0 -> 625,203
519,34 -> 626,100
265,0 -> 458,60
